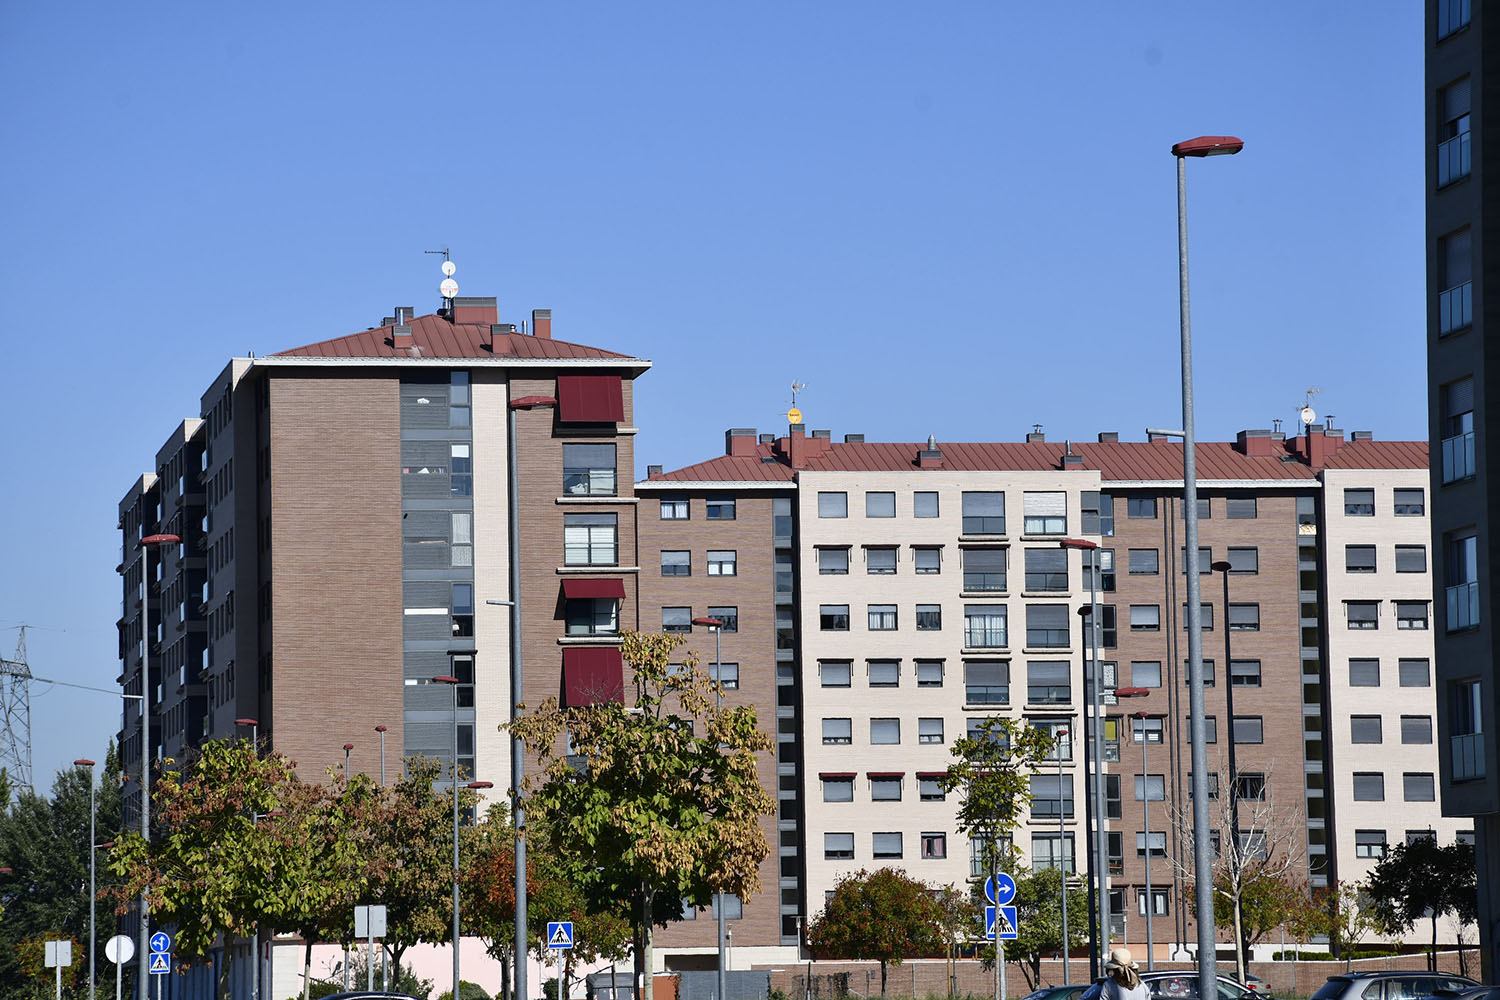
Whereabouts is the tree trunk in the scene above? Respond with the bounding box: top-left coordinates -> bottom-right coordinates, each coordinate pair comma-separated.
501,945 -> 512,1000
1431,911 -> 1439,972
639,883 -> 656,1000
216,945 -> 233,1000
1231,895 -> 1246,985
303,940 -> 314,1000
879,961 -> 888,998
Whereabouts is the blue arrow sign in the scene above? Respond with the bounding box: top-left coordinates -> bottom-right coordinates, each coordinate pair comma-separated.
546,921 -> 575,950
149,952 -> 171,975
983,873 -> 1017,906
149,932 -> 171,954
984,905 -> 1019,940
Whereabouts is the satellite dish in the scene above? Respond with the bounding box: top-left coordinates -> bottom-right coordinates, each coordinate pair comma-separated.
1300,406 -> 1316,426
441,261 -> 457,277
440,277 -> 459,299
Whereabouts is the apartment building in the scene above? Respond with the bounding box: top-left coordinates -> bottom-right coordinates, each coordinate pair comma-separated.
1426,0 -> 1499,979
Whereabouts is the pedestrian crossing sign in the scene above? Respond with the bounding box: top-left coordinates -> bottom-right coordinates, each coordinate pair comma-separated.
150,952 -> 171,975
984,905 -> 1019,941
547,921 -> 575,950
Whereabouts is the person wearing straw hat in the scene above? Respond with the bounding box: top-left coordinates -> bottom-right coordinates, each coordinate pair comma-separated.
1103,948 -> 1149,1000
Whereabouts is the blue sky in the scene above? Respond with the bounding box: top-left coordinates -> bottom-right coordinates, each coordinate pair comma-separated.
0,3 -> 1422,790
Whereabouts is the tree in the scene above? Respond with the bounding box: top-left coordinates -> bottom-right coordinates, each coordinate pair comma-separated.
1009,867 -> 1088,991
1367,838 -> 1477,971
807,868 -> 946,996
1213,871 -> 1300,960
510,631 -> 775,1000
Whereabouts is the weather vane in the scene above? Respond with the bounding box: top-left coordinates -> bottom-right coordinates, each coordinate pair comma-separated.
787,381 -> 808,426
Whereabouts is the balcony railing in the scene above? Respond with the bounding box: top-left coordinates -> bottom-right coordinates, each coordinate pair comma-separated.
964,572 -> 1007,592
1439,0 -> 1472,37
1452,732 -> 1485,782
965,624 -> 1008,648
1443,432 -> 1476,484
1447,581 -> 1480,632
1438,132 -> 1471,187
1440,281 -> 1472,335
965,685 -> 1009,706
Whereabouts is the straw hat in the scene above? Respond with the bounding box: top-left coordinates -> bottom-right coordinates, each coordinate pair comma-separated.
1105,948 -> 1138,971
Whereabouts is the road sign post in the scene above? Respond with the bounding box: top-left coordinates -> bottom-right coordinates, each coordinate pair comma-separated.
45,940 -> 72,1000
105,935 -> 135,1000
546,922 -> 575,1000
356,904 -> 388,992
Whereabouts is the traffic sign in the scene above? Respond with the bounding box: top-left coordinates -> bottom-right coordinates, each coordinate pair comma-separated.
150,952 -> 171,975
105,935 -> 135,965
984,905 -> 1019,940
44,940 -> 72,968
983,873 -> 1017,906
149,931 -> 171,954
546,921 -> 575,950
355,904 -> 388,939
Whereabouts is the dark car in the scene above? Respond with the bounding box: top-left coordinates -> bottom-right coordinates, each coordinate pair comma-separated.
1311,972 -> 1481,1000
1021,987 -> 1088,1000
320,993 -> 425,1000
1082,972 -> 1270,1000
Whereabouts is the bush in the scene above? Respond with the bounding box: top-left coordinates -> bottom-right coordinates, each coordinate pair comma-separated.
436,982 -> 493,1000
303,956 -> 435,999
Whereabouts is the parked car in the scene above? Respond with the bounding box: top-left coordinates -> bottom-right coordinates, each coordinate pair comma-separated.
321,993 -> 426,1000
1311,971 -> 1480,1000
1021,986 -> 1088,1000
1081,972 -> 1271,1000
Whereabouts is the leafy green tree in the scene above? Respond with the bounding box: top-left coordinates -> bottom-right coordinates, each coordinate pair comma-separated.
1367,838 -> 1476,970
1209,870 -> 1299,964
1009,867 -> 1088,990
807,867 -> 945,996
510,631 -> 775,1000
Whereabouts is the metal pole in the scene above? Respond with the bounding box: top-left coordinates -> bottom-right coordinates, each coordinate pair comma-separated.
1177,151 -> 1219,997
1141,718 -> 1154,970
1088,569 -> 1110,965
377,726 -> 387,786
714,624 -> 728,1000
1079,603 -> 1100,981
1059,742 -> 1069,984
452,680 -> 462,1000
88,768 -> 97,999
139,545 -> 151,996
1221,567 -> 1244,981
508,399 -> 529,1000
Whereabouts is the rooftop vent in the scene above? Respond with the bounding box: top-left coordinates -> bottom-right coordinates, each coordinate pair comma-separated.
759,433 -> 775,445
918,434 -> 944,469
811,429 -> 831,440
844,433 -> 865,443
1027,424 -> 1045,443
1351,430 -> 1373,441
1097,431 -> 1118,443
647,464 -> 662,477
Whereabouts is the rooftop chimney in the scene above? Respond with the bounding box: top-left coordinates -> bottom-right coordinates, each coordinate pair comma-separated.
1351,430 -> 1373,441
1061,441 -> 1083,467
1097,431 -> 1118,443
533,309 -> 552,340
451,296 -> 499,325
758,433 -> 775,445
647,464 -> 662,477
919,434 -> 944,469
1147,430 -> 1172,443
812,429 -> 831,439
1235,429 -> 1277,457
844,433 -> 865,443
392,322 -> 414,349
725,428 -> 758,457
1027,424 -> 1045,443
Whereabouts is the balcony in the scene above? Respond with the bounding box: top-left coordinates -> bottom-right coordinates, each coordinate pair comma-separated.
1447,581 -> 1479,632
964,624 -> 1007,649
1452,732 -> 1485,782
1443,432 -> 1476,484
1438,132 -> 1471,188
1440,281 -> 1473,336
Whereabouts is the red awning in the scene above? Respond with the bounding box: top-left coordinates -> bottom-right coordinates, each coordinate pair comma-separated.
561,578 -> 626,600
818,772 -> 856,780
557,375 -> 625,423
562,647 -> 625,706
916,771 -> 948,780
867,772 -> 905,779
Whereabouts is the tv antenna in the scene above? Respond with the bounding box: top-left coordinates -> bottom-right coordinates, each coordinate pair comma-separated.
425,248 -> 458,302
1298,387 -> 1321,427
787,381 -> 808,426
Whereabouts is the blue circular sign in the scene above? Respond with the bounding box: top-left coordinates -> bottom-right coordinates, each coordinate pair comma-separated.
984,873 -> 1017,906
149,932 -> 171,953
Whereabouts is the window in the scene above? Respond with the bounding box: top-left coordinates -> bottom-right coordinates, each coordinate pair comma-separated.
1228,604 -> 1260,631
817,547 -> 849,575
1138,888 -> 1170,916
821,776 -> 853,802
1134,774 -> 1166,801
661,550 -> 691,577
1232,716 -> 1264,744
1030,774 -> 1074,817
1394,488 -> 1426,516
1035,719 -> 1074,760
1127,497 -> 1157,519
1452,678 -> 1485,781
820,605 -> 849,631
451,511 -> 472,567
451,584 -> 475,638
1131,661 -> 1162,688
921,832 -> 948,860
662,607 -> 692,633
1236,772 -> 1267,800
913,547 -> 942,574
1226,496 -> 1258,519
707,550 -> 737,576
1346,602 -> 1379,630
962,492 -> 1006,534
566,598 -> 619,636
1439,0 -> 1471,39
562,443 -> 617,496
1081,491 -> 1114,536
1396,546 -> 1428,573
1230,659 -> 1261,687
706,606 -> 738,632
866,547 -> 897,575
1401,716 -> 1433,744
711,896 -> 742,920
870,776 -> 902,801
564,513 -> 617,566
1446,533 -> 1480,631
1099,605 -> 1117,647
919,718 -> 944,745
1105,775 -> 1122,819
1135,832 -> 1166,858
1227,547 -> 1258,574
709,662 -> 738,689
1187,772 -> 1221,799
1174,496 -> 1211,520
1351,716 -> 1383,744
1438,78 -> 1472,187
1399,659 -> 1431,687
919,776 -> 945,801
822,718 -> 852,745
1353,772 -> 1385,801
965,661 -> 1009,704
914,491 -> 939,518
820,660 -> 852,687
448,371 -> 470,426
1027,661 -> 1071,704
872,833 -> 903,859
1344,489 -> 1375,516
866,492 -> 896,518
824,833 -> 854,860
867,604 -> 897,630
1024,548 -> 1068,591
1083,548 -> 1115,592
1441,378 -> 1475,483
705,497 -> 736,521
1349,659 -> 1380,686
1023,492 -> 1067,534
867,660 -> 899,687
965,606 -> 1007,648
1033,833 -> 1076,873
1396,602 -> 1429,630
1128,549 -> 1159,575
1345,545 -> 1377,573
916,605 -> 942,631
916,660 -> 944,687
1176,547 -> 1213,574
870,718 -> 900,744
1130,605 -> 1161,631
1355,830 -> 1388,859
817,492 -> 848,518
660,498 -> 688,520
1403,772 -> 1436,802
1025,605 -> 1069,648
450,443 -> 472,496
962,548 -> 1007,591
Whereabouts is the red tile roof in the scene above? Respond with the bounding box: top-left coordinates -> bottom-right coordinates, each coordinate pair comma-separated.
1321,440 -> 1431,470
272,312 -> 639,362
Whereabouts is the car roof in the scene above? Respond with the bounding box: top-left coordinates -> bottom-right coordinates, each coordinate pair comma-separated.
1329,974 -> 1480,982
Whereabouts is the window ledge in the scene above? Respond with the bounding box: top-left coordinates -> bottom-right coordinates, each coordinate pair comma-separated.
557,566 -> 639,574
960,590 -> 1009,599
1025,702 -> 1076,712
1020,534 -> 1068,542
1023,647 -> 1074,655
556,496 -> 639,505
958,535 -> 1010,544
962,646 -> 1008,656
556,636 -> 623,646
1021,591 -> 1072,599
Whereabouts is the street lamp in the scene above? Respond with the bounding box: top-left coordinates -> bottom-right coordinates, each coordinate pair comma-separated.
375,725 -> 388,786
236,718 -> 259,754
1061,537 -> 1107,978
434,673 -> 463,1000
1114,688 -> 1151,967
1054,729 -> 1070,984
137,531 -> 180,990
1171,133 -> 1242,995
75,758 -> 97,998
1210,559 -> 1246,981
692,616 -> 729,1000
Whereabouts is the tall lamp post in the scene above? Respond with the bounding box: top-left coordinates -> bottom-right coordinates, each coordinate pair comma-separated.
434,674 -> 464,1000
1171,133 -> 1242,994
137,531 -> 180,991
1113,689 -> 1152,966
1060,537 -> 1108,977
235,717 -> 261,1000
375,725 -> 388,786
692,616 -> 729,1000
75,758 -> 97,998
1211,559 -> 1246,981
1055,730 -> 1071,984
235,718 -> 259,753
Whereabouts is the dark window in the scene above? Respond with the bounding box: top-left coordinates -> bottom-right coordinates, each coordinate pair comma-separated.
916,605 -> 942,631
1355,830 -> 1388,859
1394,488 -> 1425,516
872,832 -> 903,859
562,443 -> 617,496
1345,545 -> 1377,573
964,661 -> 1009,704
1228,604 -> 1260,631
1403,772 -> 1436,802
963,548 -> 1007,592
962,492 -> 1006,534
870,777 -> 902,801
1027,660 -> 1071,704
1441,378 -> 1476,483
919,777 -> 945,801
1397,601 -> 1429,630
914,491 -> 940,518
1395,546 -> 1428,573
1229,659 -> 1261,687
1129,605 -> 1161,631
705,497 -> 736,521
1344,489 -> 1375,516
661,550 -> 691,577
913,547 -> 942,574
817,492 -> 847,518
1225,497 -> 1258,519
1030,774 -> 1074,818
817,547 -> 848,575
824,833 -> 854,859
819,605 -> 849,631
1350,716 -> 1383,744
1024,548 -> 1068,591
867,661 -> 900,688
1349,659 -> 1380,686
1401,716 -> 1433,744
566,598 -> 619,636
822,777 -> 853,803
1127,497 -> 1157,519
1232,716 -> 1264,744
1438,0 -> 1471,39
1081,491 -> 1114,536
1180,546 -> 1212,573
1446,533 -> 1480,631
1353,773 -> 1384,801
1438,78 -> 1472,187
707,606 -> 738,632
865,547 -> 897,575
1083,548 -> 1115,592
916,660 -> 944,687
1128,549 -> 1159,575
1227,547 -> 1258,574
1399,659 -> 1431,686
1346,601 -> 1379,630
662,607 -> 692,633
1236,772 -> 1267,800
1131,661 -> 1162,688
865,492 -> 896,518
1026,605 -> 1070,647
